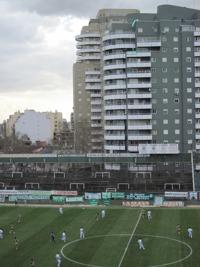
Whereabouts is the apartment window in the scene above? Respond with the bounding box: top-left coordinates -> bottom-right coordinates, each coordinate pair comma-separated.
187,78 -> 192,83
152,120 -> 157,125
174,98 -> 179,103
78,90 -> 82,94
163,27 -> 169,33
173,36 -> 178,42
151,68 -> 156,73
138,27 -> 143,33
163,130 -> 168,135
174,58 -> 179,63
173,47 -> 179,52
187,67 -> 192,72
175,140 -> 180,143
187,88 -> 192,93
186,47 -> 191,52
162,78 -> 168,83
163,98 -> 168,104
162,57 -> 167,62
174,88 -> 179,95
174,78 -> 179,83
187,98 -> 192,103
187,109 -> 192,114
163,88 -> 168,94
187,119 -> 192,124
163,119 -> 168,124
163,140 -> 169,143
186,57 -> 191,62
186,37 -> 191,42
162,68 -> 167,73
175,28 -> 179,32
187,130 -> 193,134
152,130 -> 157,135
188,140 -> 193,144
175,129 -> 180,134
151,58 -> 156,62
175,119 -> 180,124
78,98 -> 82,102
152,109 -> 157,114
175,109 -> 180,114
152,99 -> 157,104
162,36 -> 167,42
163,109 -> 168,114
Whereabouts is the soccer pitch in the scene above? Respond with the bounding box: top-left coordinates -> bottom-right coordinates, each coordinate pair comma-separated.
0,206 -> 199,267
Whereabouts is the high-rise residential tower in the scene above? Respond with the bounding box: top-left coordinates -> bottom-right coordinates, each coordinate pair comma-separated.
73,5 -> 200,154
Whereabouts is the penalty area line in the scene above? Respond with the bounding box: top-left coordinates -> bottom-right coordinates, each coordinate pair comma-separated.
117,210 -> 142,267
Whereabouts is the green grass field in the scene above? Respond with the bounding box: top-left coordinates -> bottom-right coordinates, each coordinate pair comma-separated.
0,205 -> 199,267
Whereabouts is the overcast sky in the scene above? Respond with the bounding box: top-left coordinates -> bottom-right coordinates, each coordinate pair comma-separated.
0,0 -> 199,122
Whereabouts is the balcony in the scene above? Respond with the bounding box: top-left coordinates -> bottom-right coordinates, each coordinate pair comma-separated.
194,52 -> 200,57
128,104 -> 152,109
75,33 -> 100,41
137,38 -> 161,47
127,72 -> 151,78
195,113 -> 200,119
128,114 -> 152,120
195,103 -> 200,109
104,135 -> 125,140
194,41 -> 200,47
127,93 -> 152,99
195,82 -> 200,87
85,78 -> 101,83
91,93 -> 102,98
195,72 -> 200,78
126,51 -> 151,57
91,123 -> 102,128
103,43 -> 135,51
103,64 -> 126,71
103,53 -> 125,61
77,41 -> 100,46
128,125 -> 152,130
104,94 -> 126,100
195,123 -> 200,129
91,116 -> 102,120
104,125 -> 125,130
85,85 -> 101,90
127,83 -> 151,88
104,84 -> 126,90
104,115 -> 126,120
195,134 -> 200,139
128,145 -> 138,152
103,33 -> 135,42
104,74 -> 126,80
126,62 -> 151,68
128,135 -> 152,141
104,104 -> 126,110
77,55 -> 101,61
194,61 -> 200,67
85,70 -> 101,75
91,108 -> 102,113
91,100 -> 102,105
77,47 -> 100,54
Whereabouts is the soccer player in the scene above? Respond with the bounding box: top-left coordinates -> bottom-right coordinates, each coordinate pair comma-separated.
138,239 -> 145,250
59,207 -> 63,215
55,253 -> 61,267
141,209 -> 146,219
95,212 -> 100,221
147,210 -> 152,221
187,227 -> 193,238
30,257 -> 35,267
50,231 -> 56,242
80,227 -> 85,239
9,224 -> 15,235
101,209 -> 106,219
17,214 -> 22,223
61,231 -> 66,242
14,237 -> 19,250
176,224 -> 181,235
0,228 -> 4,240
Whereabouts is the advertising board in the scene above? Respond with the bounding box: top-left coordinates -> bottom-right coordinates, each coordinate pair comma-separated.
126,193 -> 154,201
122,201 -> 150,207
111,192 -> 125,199
164,192 -> 188,199
65,196 -> 84,202
51,191 -> 78,196
85,193 -> 101,200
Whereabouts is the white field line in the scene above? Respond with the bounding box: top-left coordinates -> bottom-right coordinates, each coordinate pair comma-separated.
117,210 -> 142,267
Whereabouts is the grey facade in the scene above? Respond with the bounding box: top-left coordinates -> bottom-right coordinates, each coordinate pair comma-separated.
73,5 -> 200,154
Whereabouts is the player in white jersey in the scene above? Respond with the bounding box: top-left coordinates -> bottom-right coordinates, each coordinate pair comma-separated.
61,231 -> 66,242
147,210 -> 152,221
138,239 -> 145,250
80,227 -> 85,239
55,253 -> 61,267
0,228 -> 4,239
187,227 -> 193,238
59,207 -> 63,215
101,209 -> 106,219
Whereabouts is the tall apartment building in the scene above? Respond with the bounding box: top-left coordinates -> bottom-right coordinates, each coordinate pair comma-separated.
73,5 -> 200,154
